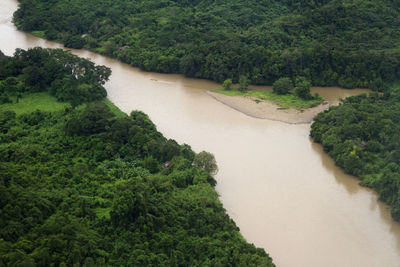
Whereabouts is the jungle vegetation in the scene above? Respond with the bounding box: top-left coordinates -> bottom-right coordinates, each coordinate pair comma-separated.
13,0 -> 400,89
311,91 -> 400,221
0,48 -> 274,266
214,74 -> 322,110
8,0 -> 400,254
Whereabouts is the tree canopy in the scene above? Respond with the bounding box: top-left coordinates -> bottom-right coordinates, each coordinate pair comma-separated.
13,0 -> 400,88
311,91 -> 400,221
272,77 -> 293,95
193,151 -> 219,175
294,76 -> 312,100
0,48 -> 274,266
0,47 -> 110,106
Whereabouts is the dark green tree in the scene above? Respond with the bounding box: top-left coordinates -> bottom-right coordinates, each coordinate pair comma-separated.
294,76 -> 312,100
238,76 -> 249,92
272,77 -> 292,95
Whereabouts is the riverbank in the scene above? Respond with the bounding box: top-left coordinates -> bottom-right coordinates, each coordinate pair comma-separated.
0,46 -> 274,265
207,91 -> 331,124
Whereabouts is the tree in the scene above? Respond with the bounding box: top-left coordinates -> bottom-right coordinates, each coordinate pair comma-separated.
142,156 -> 160,174
0,110 -> 16,133
272,77 -> 292,95
23,65 -> 47,90
294,76 -> 312,100
238,76 -> 249,92
64,35 -> 86,49
1,77 -> 21,94
66,102 -> 114,135
222,79 -> 232,90
0,94 -> 11,104
193,151 -> 218,175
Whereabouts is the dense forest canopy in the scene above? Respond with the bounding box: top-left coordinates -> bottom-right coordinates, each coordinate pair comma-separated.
0,47 -> 110,106
311,91 -> 400,221
0,48 -> 274,266
13,0 -> 400,89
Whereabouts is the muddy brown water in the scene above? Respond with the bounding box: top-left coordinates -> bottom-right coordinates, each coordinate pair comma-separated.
1,1 -> 400,266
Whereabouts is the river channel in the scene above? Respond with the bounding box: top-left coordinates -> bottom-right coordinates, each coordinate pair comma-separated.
1,0 -> 400,266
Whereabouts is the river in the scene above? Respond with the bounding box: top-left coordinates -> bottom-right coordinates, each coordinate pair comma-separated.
1,0 -> 400,266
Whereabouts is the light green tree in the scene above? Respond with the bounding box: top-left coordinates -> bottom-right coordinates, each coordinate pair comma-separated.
193,151 -> 218,175
222,78 -> 232,90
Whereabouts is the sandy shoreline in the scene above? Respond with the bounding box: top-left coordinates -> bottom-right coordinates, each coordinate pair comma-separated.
206,91 -> 331,124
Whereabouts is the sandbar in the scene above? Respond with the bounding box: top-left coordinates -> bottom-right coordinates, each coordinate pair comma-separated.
206,91 -> 331,124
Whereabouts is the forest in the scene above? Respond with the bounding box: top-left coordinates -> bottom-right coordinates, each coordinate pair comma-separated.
0,48 -> 274,266
311,91 -> 400,221
13,0 -> 400,89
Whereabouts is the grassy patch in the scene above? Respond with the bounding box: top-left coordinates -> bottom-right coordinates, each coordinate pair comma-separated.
0,92 -> 70,115
31,30 -> 46,38
93,47 -> 105,54
213,89 -> 323,109
0,93 -> 127,118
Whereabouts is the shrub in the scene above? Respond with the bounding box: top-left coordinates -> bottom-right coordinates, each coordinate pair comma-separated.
272,77 -> 292,95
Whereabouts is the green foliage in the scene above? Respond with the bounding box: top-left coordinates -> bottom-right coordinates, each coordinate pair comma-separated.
238,75 -> 249,92
0,47 -> 110,106
272,77 -> 293,95
13,0 -> 400,88
222,78 -> 232,90
71,101 -> 114,135
213,88 -> 323,109
142,156 -> 161,173
31,30 -> 46,38
64,35 -> 86,49
0,92 -> 69,115
102,98 -> 127,118
0,49 -> 274,266
294,76 -> 312,100
310,92 -> 400,221
193,151 -> 219,175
